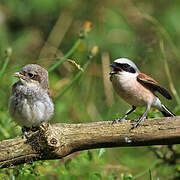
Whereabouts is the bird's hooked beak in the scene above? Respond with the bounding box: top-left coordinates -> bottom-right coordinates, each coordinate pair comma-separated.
109,62 -> 121,75
13,72 -> 26,79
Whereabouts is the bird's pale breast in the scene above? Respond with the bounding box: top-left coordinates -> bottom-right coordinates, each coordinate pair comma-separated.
111,73 -> 155,107
9,82 -> 54,127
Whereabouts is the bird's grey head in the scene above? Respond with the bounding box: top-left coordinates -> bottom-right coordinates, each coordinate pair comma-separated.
109,58 -> 140,76
13,64 -> 49,90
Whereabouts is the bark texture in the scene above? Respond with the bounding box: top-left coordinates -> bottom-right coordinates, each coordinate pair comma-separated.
0,116 -> 180,168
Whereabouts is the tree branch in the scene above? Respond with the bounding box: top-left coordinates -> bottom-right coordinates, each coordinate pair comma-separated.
1,116 -> 180,168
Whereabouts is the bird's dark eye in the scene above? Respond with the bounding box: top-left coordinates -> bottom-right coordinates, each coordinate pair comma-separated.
28,73 -> 34,78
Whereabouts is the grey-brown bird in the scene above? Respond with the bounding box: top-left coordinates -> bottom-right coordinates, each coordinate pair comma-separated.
9,64 -> 54,135
110,58 -> 175,128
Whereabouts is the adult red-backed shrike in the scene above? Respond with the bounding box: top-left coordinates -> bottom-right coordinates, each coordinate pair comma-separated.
109,58 -> 175,128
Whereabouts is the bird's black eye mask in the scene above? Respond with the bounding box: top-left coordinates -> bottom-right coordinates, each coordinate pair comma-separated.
110,62 -> 136,73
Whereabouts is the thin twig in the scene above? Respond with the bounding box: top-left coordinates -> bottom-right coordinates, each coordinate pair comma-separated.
54,59 -> 90,101
48,21 -> 93,73
48,39 -> 82,73
55,45 -> 98,101
54,151 -> 80,168
67,59 -> 84,72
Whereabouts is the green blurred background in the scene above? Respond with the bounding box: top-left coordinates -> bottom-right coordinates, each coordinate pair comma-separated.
0,0 -> 180,179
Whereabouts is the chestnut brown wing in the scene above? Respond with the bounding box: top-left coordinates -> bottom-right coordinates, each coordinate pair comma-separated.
137,73 -> 172,100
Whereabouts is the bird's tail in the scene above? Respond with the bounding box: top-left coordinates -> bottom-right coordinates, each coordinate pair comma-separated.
160,104 -> 175,117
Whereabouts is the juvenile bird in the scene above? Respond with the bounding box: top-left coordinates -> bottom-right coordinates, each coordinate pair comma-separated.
9,64 -> 54,135
109,58 -> 175,128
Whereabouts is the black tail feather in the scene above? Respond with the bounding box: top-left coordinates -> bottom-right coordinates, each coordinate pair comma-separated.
161,104 -> 175,117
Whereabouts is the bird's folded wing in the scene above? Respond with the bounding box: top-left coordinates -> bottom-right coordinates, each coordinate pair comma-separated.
137,73 -> 172,100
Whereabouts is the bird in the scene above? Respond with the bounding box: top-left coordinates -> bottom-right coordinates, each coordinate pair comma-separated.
9,64 -> 54,136
109,58 -> 175,129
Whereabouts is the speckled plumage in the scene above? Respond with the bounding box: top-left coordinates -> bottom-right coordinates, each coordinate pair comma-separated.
9,64 -> 54,128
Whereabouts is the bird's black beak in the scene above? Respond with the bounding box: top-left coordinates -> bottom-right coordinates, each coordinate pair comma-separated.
110,62 -> 117,68
110,62 -> 121,70
109,62 -> 121,75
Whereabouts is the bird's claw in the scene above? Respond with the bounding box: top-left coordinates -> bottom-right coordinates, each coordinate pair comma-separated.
131,123 -> 139,130
131,116 -> 146,130
39,122 -> 49,132
23,131 -> 31,138
112,117 -> 126,124
21,126 -> 40,139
